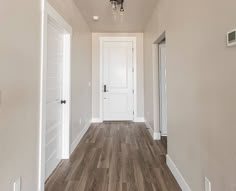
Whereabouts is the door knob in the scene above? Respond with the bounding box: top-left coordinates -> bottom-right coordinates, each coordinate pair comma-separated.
61,100 -> 66,104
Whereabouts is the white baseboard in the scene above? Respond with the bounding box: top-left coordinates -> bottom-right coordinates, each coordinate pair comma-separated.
92,118 -> 145,123
70,120 -> 91,154
145,120 -> 161,140
145,119 -> 152,129
166,155 -> 192,191
161,134 -> 168,137
134,117 -> 145,122
91,118 -> 103,123
154,131 -> 161,140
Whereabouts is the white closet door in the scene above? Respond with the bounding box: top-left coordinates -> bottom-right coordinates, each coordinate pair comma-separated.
45,19 -> 64,180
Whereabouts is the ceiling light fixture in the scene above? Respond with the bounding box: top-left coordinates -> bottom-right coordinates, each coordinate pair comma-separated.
93,16 -> 100,21
110,0 -> 125,15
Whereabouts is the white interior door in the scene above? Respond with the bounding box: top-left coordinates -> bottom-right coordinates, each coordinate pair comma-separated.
159,43 -> 168,135
45,18 -> 65,180
102,41 -> 134,121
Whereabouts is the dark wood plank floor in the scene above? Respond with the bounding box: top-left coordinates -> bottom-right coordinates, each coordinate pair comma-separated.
45,122 -> 181,191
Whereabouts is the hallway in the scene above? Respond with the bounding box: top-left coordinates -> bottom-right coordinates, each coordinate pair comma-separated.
45,122 -> 181,191
2,0 -> 236,190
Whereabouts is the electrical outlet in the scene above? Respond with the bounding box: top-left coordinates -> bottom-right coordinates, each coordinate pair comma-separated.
13,177 -> 21,191
205,177 -> 211,191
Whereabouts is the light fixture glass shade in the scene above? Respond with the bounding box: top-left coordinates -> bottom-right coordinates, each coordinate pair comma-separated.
110,0 -> 124,16
111,0 -> 117,10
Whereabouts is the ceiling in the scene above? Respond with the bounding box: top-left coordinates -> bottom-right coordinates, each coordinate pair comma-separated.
74,0 -> 157,32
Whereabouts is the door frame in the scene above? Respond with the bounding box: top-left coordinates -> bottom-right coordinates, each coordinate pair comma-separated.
158,42 -> 168,136
99,37 -> 137,122
39,3 -> 72,191
152,32 -> 166,139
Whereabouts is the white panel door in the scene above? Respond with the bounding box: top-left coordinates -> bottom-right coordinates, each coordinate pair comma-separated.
159,44 -> 168,135
103,41 -> 134,121
45,19 -> 64,180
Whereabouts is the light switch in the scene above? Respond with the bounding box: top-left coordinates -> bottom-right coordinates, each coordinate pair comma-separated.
13,177 -> 21,191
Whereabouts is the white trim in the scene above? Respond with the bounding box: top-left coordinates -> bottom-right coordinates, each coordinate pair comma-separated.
161,134 -> 168,137
166,155 -> 192,191
46,3 -> 72,34
152,32 -> 168,137
145,119 -> 152,129
99,37 -> 137,122
38,0 -> 45,190
205,177 -> 212,191
91,118 -> 103,123
134,117 -> 145,122
70,121 -> 92,154
39,3 -> 72,191
152,44 -> 160,135
154,131 -> 161,140
145,120 -> 161,140
158,43 -> 168,136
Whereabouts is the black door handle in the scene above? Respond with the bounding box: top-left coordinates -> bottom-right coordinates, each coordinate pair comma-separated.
104,85 -> 107,92
61,100 -> 66,104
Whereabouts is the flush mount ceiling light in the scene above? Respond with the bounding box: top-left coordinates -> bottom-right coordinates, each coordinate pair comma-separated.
93,16 -> 100,21
110,0 -> 125,15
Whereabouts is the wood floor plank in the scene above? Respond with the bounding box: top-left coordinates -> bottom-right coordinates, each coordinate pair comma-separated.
45,122 -> 181,191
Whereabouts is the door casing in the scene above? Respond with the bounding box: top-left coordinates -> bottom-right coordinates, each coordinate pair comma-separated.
152,32 -> 166,140
39,3 -> 72,191
158,43 -> 168,136
99,37 -> 137,122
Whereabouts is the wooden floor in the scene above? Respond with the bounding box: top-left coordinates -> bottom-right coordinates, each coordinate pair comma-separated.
45,122 -> 181,191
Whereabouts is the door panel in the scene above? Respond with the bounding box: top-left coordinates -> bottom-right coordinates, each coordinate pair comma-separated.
103,41 -> 134,121
45,19 -> 64,180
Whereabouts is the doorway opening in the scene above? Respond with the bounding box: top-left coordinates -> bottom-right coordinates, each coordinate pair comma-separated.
99,37 -> 137,122
152,32 -> 167,151
39,3 -> 72,191
157,36 -> 168,153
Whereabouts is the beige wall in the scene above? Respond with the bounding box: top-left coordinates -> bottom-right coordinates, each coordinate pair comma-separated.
144,0 -> 236,190
0,0 -> 41,190
0,0 -> 92,190
92,33 -> 144,120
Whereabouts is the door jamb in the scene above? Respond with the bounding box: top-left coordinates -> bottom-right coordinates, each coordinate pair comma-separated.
39,3 -> 72,191
152,32 -> 166,139
99,37 -> 137,122
158,42 -> 167,136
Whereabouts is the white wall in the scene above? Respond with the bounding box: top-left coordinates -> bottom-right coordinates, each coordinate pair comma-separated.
0,0 -> 92,190
144,0 -> 236,190
92,33 -> 144,121
0,0 -> 41,190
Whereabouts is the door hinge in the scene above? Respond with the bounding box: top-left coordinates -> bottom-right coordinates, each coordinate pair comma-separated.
133,90 -> 134,94
133,111 -> 134,115
132,68 -> 134,72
